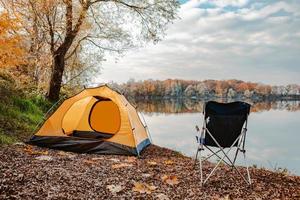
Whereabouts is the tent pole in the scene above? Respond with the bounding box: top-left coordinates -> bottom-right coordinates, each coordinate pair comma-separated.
31,95 -> 66,135
125,104 -> 140,157
140,111 -> 153,143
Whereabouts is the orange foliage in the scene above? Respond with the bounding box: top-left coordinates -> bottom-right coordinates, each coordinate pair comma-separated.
0,12 -> 25,68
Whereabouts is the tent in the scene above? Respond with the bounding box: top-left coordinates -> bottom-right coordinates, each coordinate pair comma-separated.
28,85 -> 151,156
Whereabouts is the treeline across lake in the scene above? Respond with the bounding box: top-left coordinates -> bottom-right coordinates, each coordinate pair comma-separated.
110,79 -> 300,100
134,99 -> 300,114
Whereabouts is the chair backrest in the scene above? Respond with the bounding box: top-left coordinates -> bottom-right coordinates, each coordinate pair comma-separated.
204,101 -> 251,148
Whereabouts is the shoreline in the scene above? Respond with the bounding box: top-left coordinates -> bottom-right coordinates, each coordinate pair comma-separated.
127,95 -> 300,102
1,144 -> 299,199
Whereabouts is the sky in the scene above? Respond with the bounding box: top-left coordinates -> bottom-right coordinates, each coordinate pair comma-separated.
96,0 -> 300,85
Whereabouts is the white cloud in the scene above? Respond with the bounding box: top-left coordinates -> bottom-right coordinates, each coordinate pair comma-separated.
96,0 -> 300,85
208,0 -> 250,8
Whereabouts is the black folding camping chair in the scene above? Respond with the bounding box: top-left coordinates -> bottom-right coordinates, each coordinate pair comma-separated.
194,101 -> 251,185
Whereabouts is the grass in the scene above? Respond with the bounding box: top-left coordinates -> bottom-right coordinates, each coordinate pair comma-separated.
0,95 -> 48,144
0,130 -> 17,144
0,70 -> 51,145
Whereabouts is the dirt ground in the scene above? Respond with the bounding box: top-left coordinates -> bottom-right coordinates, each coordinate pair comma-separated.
0,144 -> 299,200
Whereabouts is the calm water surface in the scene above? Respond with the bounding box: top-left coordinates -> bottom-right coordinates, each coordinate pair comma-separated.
137,100 -> 300,175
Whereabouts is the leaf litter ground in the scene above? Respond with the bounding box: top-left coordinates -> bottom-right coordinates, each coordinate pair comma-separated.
0,144 -> 299,199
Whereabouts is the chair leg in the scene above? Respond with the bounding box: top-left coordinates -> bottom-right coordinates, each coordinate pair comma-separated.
203,150 -> 227,185
199,148 -> 203,186
243,151 -> 252,185
205,146 -> 232,167
194,145 -> 200,169
232,147 -> 239,169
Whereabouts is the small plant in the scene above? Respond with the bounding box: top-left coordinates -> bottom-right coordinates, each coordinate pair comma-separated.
0,130 -> 16,144
274,167 -> 290,176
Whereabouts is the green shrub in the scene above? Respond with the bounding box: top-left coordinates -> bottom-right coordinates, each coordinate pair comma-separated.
30,95 -> 52,112
0,72 -> 51,145
13,96 -> 37,113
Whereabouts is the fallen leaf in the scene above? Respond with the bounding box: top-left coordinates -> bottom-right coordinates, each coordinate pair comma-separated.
107,184 -> 123,194
161,175 -> 179,185
83,160 -> 97,165
24,145 -> 33,151
91,157 -> 104,161
112,163 -> 133,169
156,193 -> 170,200
109,158 -> 120,162
220,195 -> 231,200
24,146 -> 49,155
125,157 -> 137,163
68,154 -> 77,159
35,155 -> 53,161
132,182 -> 156,194
57,151 -> 70,156
164,160 -> 174,165
147,161 -> 157,166
38,151 -> 48,155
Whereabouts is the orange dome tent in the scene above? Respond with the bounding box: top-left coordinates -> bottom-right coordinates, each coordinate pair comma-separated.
28,85 -> 151,156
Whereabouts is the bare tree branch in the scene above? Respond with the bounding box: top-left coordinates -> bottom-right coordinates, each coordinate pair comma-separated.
85,38 -> 121,52
65,35 -> 89,60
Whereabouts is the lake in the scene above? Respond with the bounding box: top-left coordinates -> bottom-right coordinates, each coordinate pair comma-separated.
136,99 -> 300,175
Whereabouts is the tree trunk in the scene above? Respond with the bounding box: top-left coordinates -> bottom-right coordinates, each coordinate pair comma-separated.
46,1 -> 88,102
47,52 -> 65,102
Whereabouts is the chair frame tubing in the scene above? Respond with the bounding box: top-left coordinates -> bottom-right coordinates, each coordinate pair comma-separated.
194,111 -> 252,186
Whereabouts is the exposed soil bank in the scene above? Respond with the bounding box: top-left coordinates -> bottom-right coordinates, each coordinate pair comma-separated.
0,144 -> 299,199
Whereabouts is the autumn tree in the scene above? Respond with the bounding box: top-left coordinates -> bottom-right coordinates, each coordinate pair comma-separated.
215,81 -> 229,97
2,0 -> 179,101
0,12 -> 25,69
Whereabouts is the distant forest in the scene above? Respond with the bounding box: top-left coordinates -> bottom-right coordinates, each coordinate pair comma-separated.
110,79 -> 300,100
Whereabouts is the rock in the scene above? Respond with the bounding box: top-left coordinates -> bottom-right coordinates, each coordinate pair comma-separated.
13,142 -> 26,146
106,184 -> 124,194
142,173 -> 152,178
35,155 -> 53,161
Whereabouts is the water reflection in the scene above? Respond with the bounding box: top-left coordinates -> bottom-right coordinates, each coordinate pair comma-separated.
138,99 -> 300,175
134,99 -> 300,114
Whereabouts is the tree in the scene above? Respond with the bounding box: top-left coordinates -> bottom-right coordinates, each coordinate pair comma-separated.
215,81 -> 229,97
255,84 -> 271,96
184,85 -> 196,97
286,84 -> 300,95
227,88 -> 237,98
195,82 -> 209,97
0,12 -> 25,69
2,0 -> 179,101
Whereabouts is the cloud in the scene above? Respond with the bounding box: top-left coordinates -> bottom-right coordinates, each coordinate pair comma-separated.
96,0 -> 300,85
